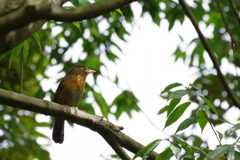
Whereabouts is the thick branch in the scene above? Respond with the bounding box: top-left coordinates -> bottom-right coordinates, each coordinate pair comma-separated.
0,0 -> 67,54
0,88 -> 158,160
179,0 -> 240,109
0,0 -> 135,35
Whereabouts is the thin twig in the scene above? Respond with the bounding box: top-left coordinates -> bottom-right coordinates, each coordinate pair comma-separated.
178,0 -> 240,109
186,87 -> 222,145
200,107 -> 222,145
233,136 -> 240,145
215,0 -> 240,98
228,0 -> 240,27
141,109 -> 169,136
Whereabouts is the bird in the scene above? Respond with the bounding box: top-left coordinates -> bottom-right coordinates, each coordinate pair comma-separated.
52,65 -> 96,144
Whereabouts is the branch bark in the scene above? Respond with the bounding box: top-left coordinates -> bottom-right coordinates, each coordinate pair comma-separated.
0,88 -> 158,160
0,0 -> 134,35
179,0 -> 240,109
0,0 -> 135,54
0,0 -> 67,54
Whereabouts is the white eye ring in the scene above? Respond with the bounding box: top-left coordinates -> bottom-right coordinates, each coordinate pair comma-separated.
82,67 -> 88,72
75,67 -> 88,72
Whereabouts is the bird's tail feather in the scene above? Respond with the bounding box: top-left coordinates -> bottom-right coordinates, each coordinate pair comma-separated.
52,118 -> 64,144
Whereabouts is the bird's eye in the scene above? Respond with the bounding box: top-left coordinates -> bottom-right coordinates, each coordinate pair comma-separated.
81,67 -> 88,72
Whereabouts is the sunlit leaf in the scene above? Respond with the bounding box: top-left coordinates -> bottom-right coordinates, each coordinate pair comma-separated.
72,22 -> 81,32
115,8 -> 123,15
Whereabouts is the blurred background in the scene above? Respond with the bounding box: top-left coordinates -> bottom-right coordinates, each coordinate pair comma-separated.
0,0 -> 240,159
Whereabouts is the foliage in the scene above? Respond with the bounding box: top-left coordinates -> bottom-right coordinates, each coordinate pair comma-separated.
1,0 -> 240,159
134,83 -> 240,160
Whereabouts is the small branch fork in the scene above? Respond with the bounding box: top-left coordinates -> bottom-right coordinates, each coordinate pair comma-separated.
178,0 -> 240,109
0,88 -> 158,160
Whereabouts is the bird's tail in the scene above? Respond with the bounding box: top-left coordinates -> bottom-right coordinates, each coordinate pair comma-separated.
52,118 -> 65,144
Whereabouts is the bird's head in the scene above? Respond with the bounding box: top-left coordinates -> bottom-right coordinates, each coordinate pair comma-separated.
68,65 -> 96,77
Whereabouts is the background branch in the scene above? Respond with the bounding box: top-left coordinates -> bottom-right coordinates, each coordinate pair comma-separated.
0,88 -> 158,160
178,0 -> 240,109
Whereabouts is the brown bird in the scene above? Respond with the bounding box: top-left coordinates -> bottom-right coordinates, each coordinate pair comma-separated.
52,65 -> 95,144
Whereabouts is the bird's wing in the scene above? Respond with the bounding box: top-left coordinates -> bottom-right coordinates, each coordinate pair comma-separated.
53,77 -> 83,107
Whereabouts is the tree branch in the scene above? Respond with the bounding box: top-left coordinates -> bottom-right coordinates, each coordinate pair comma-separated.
0,0 -> 67,54
0,88 -> 158,160
0,0 -> 135,35
178,0 -> 240,109
228,0 -> 240,27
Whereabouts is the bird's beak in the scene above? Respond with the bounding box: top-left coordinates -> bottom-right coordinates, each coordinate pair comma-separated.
88,69 -> 96,74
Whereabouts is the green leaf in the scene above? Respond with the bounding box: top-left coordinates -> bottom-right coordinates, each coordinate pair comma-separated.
167,98 -> 181,117
133,139 -> 161,160
205,145 -> 230,160
175,116 -> 201,134
155,147 -> 174,160
172,47 -> 186,62
164,102 -> 191,129
169,90 -> 188,100
191,146 -> 206,154
161,82 -> 183,94
158,106 -> 168,115
93,91 -> 109,119
218,119 -> 234,125
72,22 -> 81,32
227,145 -> 235,160
9,43 -> 23,68
199,104 -> 210,116
172,135 -> 194,158
170,142 -> 181,157
197,110 -> 208,133
78,0 -> 91,6
23,40 -> 29,62
199,95 -> 218,116
70,0 -> 79,6
189,84 -> 201,92
235,151 -> 240,159
115,8 -> 123,15
33,32 -> 42,53
216,130 -> 223,141
229,123 -> 240,133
